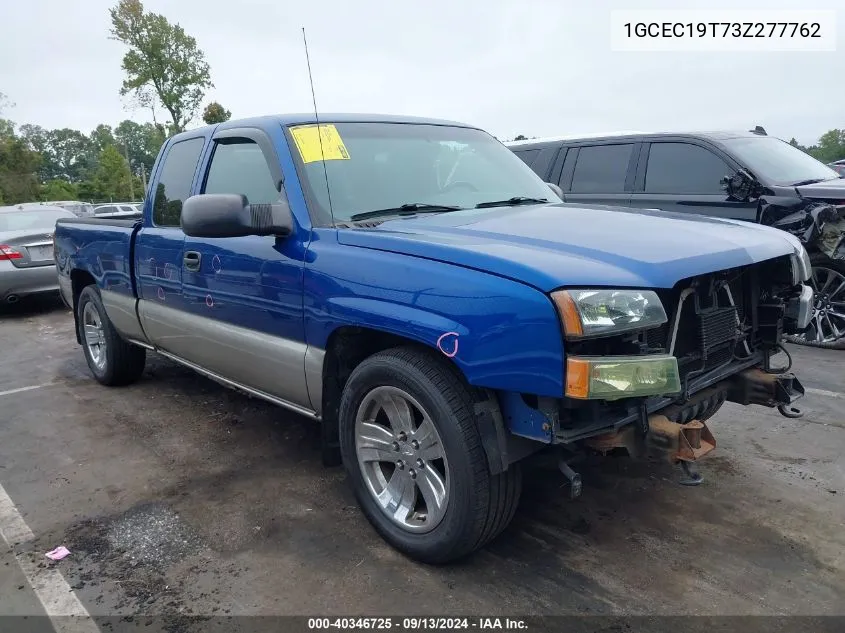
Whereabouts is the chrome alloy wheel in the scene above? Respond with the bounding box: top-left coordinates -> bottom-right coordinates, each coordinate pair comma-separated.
355,385 -> 449,533
806,265 -> 845,343
82,302 -> 107,370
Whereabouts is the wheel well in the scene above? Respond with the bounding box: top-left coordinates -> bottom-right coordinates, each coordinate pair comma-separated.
320,327 -> 430,461
70,270 -> 96,344
319,326 -> 513,474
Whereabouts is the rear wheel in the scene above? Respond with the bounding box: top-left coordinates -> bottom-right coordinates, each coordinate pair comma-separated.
339,346 -> 521,564
788,253 -> 845,349
77,285 -> 146,385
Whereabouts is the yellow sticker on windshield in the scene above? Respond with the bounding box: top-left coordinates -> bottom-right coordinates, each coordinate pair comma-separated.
290,124 -> 350,164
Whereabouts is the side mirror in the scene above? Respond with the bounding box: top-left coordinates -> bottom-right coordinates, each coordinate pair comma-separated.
722,170 -> 758,201
546,182 -> 564,199
180,193 -> 293,238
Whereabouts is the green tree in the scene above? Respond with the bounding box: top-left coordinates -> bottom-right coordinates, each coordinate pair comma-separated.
114,119 -> 164,174
109,0 -> 213,134
202,102 -> 231,125
94,145 -> 133,200
512,134 -> 528,141
18,124 -> 52,180
808,129 -> 845,164
41,179 -> 78,201
90,124 -> 116,154
0,120 -> 41,204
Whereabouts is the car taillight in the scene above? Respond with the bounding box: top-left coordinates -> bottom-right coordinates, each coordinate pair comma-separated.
0,245 -> 23,260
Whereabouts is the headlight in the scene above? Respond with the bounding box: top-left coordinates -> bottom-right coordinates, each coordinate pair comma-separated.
566,355 -> 681,400
551,289 -> 668,339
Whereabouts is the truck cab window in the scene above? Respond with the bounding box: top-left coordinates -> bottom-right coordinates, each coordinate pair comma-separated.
152,137 -> 205,226
645,142 -> 731,194
203,140 -> 281,204
570,144 -> 633,193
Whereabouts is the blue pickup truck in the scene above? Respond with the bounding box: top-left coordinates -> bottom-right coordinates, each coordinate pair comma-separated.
54,113 -> 813,563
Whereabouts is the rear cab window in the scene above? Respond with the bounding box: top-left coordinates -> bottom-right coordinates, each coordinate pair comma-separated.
152,137 -> 205,226
570,144 -> 634,193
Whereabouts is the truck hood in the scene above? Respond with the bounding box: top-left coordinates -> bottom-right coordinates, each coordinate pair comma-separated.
337,203 -> 796,292
795,177 -> 845,200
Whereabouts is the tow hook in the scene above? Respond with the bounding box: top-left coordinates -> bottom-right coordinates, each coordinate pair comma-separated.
778,404 -> 804,419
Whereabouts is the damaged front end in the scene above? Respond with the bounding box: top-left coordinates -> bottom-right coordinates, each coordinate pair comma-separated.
768,201 -> 845,262
502,254 -> 810,495
764,198 -> 845,345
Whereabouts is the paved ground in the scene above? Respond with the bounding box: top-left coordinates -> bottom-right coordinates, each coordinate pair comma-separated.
0,297 -> 843,628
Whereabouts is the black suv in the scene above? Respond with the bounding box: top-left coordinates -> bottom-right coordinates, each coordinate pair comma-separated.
508,130 -> 845,347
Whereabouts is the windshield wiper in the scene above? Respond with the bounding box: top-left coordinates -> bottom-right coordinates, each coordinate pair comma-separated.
474,196 -> 548,209
350,203 -> 463,221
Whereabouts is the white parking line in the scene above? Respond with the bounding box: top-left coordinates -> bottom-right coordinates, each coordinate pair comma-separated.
806,387 -> 845,400
0,383 -> 55,398
0,482 -> 100,633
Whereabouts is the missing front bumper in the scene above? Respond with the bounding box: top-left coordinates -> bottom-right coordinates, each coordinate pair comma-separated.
583,367 -> 804,463
584,414 -> 717,464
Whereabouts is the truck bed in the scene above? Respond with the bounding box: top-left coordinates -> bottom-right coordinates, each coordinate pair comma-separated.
54,216 -> 142,303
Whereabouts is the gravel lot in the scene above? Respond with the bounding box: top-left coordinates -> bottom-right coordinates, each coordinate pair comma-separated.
1,297 -> 843,630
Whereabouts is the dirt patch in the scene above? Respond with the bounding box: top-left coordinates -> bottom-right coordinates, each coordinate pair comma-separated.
62,502 -> 207,616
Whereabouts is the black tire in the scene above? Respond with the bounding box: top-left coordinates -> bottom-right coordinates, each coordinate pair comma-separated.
77,285 -> 147,385
339,346 -> 521,564
785,252 -> 845,350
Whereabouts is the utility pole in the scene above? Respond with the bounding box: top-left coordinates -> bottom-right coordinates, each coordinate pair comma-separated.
123,141 -> 134,201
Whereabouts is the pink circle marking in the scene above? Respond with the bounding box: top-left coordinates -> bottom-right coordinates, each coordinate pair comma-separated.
205,294 -> 214,308
436,331 -> 460,358
157,287 -> 165,301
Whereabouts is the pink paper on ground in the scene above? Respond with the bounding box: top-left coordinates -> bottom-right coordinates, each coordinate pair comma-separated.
45,546 -> 70,561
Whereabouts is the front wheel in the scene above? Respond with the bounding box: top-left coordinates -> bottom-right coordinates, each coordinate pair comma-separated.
77,285 -> 147,385
787,253 -> 845,349
339,347 -> 521,564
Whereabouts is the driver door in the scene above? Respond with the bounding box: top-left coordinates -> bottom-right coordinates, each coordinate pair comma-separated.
178,127 -> 312,410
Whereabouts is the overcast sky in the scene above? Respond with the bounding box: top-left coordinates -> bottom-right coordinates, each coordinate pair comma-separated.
1,0 -> 842,145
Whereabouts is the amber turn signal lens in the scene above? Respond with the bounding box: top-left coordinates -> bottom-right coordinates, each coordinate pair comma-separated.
552,290 -> 584,337
565,357 -> 590,399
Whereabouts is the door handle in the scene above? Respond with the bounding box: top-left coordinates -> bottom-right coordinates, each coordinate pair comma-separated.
183,251 -> 202,271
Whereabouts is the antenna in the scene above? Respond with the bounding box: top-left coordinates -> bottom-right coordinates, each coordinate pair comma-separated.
302,27 -> 336,224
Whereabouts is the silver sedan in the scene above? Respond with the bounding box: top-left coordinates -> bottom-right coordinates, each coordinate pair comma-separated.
0,205 -> 76,305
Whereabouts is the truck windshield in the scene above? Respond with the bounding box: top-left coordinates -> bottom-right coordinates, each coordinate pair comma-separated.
722,136 -> 841,186
289,122 -> 559,224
